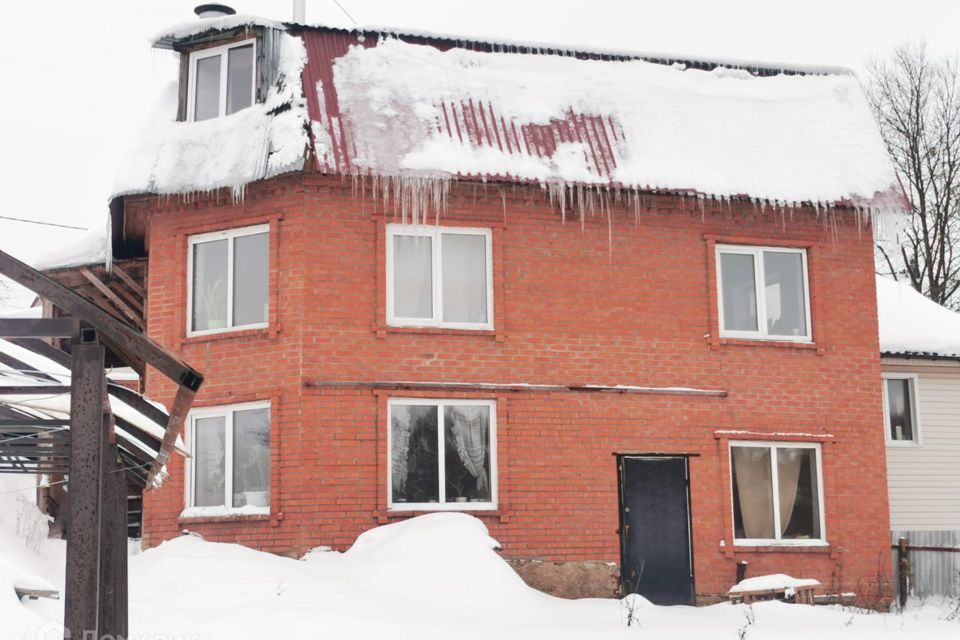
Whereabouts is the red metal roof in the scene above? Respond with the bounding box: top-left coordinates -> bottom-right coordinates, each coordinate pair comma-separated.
300,31 -> 625,183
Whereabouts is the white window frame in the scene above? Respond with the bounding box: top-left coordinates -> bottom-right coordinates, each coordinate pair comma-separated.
386,224 -> 494,330
387,398 -> 498,512
882,373 -> 922,446
716,245 -> 812,342
186,38 -> 257,121
186,224 -> 269,337
729,441 -> 827,547
183,400 -> 271,517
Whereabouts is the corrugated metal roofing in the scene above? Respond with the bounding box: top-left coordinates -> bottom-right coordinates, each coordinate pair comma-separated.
0,336 -> 178,487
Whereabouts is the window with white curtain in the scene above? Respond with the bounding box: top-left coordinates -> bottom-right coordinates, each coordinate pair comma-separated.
388,399 -> 497,510
188,225 -> 269,335
716,245 -> 811,341
730,442 -> 824,544
883,375 -> 920,444
188,39 -> 256,121
386,225 -> 493,329
187,402 -> 271,514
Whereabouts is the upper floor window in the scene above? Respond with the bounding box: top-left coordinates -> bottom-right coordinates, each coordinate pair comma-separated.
883,375 -> 919,444
188,225 -> 268,336
388,399 -> 497,511
730,442 -> 824,545
187,401 -> 271,514
716,245 -> 811,341
188,39 -> 256,121
386,225 -> 493,330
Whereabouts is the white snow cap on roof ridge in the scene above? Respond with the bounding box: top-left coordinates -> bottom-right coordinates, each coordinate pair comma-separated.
877,275 -> 960,359
331,38 -> 902,207
152,13 -> 284,48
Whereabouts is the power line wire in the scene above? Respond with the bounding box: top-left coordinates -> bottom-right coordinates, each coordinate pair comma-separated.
331,0 -> 359,27
0,215 -> 87,231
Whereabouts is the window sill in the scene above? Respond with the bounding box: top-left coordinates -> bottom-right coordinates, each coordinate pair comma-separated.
376,508 -> 505,524
376,325 -> 499,340
182,324 -> 276,345
179,506 -> 272,524
712,337 -> 820,353
722,540 -> 833,558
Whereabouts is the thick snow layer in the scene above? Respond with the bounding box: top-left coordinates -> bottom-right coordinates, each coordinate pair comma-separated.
31,216 -> 110,271
332,38 -> 901,207
877,276 -> 960,358
3,510 -> 960,639
729,574 -> 821,594
113,33 -> 309,199
152,14 -> 284,48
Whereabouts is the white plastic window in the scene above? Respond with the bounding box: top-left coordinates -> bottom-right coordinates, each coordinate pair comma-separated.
717,245 -> 811,341
386,225 -> 493,329
188,39 -> 256,121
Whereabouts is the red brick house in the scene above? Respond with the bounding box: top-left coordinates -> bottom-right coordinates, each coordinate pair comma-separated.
48,7 -> 907,604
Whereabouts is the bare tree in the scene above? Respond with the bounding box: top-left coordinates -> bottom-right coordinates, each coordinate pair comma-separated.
867,42 -> 960,308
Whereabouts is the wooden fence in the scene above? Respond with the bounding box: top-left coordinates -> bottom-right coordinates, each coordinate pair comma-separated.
892,530 -> 960,605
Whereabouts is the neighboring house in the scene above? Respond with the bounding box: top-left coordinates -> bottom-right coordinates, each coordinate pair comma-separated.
877,277 -> 960,596
37,6 -> 907,604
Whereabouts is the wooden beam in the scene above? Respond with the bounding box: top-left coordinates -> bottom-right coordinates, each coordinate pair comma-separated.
145,384 -> 195,487
80,268 -> 142,327
0,318 -> 78,338
64,342 -> 106,638
110,263 -> 146,298
0,250 -> 203,391
0,419 -> 71,427
110,281 -> 145,314
0,385 -> 72,395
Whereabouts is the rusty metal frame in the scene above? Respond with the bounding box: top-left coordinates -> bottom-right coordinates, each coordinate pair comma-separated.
0,248 -> 204,639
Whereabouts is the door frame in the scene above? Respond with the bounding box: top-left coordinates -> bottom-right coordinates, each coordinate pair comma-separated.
616,453 -> 697,601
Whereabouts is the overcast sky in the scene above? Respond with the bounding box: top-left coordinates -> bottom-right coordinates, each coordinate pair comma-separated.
2,0 -> 958,307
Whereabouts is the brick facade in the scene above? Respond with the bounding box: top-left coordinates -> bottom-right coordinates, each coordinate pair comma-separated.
138,172 -> 892,601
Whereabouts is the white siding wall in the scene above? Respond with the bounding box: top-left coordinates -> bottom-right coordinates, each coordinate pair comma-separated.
882,359 -> 960,530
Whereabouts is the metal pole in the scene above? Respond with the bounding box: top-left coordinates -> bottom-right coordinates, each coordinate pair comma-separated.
64,341 -> 106,638
99,440 -> 128,639
898,536 -> 910,609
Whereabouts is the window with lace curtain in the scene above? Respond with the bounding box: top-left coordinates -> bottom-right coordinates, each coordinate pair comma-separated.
386,225 -> 493,330
729,442 -> 825,545
388,399 -> 497,510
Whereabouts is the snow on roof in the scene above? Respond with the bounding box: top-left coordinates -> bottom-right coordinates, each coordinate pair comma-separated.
31,218 -> 110,271
325,38 -> 901,208
877,276 -> 960,360
294,22 -> 855,78
112,32 -> 309,200
151,14 -> 284,49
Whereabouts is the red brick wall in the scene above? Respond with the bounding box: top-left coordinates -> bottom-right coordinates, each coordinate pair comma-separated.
138,172 -> 891,599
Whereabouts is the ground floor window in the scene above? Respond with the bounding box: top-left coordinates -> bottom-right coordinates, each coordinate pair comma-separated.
388,399 -> 496,510
730,442 -> 824,544
187,401 -> 270,513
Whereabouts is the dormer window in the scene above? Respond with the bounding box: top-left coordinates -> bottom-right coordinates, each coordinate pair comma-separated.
187,39 -> 256,121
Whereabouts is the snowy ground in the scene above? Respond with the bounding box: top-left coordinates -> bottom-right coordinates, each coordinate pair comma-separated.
1,476 -> 958,639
